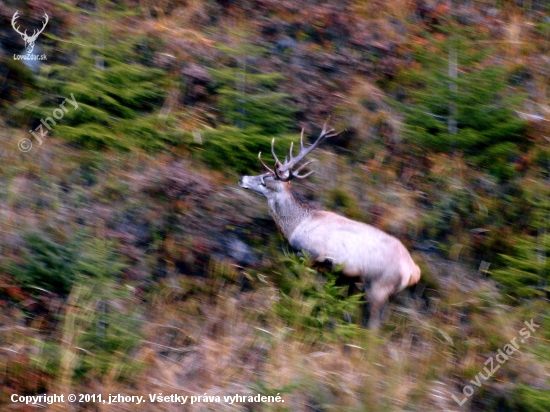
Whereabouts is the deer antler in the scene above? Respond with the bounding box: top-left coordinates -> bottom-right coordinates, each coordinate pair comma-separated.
263,120 -> 340,182
258,151 -> 275,175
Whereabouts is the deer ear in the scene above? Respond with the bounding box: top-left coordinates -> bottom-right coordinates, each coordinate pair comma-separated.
260,175 -> 266,186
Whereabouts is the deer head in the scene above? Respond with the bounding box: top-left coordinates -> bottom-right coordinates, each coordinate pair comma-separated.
239,121 -> 340,197
12,11 -> 49,55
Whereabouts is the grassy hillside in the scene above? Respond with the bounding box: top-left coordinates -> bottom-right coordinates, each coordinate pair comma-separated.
1,0 -> 550,410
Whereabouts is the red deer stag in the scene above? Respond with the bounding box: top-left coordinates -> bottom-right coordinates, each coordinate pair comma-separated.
239,122 -> 421,329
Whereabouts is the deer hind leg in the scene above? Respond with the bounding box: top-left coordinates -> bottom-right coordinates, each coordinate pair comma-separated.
363,283 -> 393,330
365,297 -> 388,330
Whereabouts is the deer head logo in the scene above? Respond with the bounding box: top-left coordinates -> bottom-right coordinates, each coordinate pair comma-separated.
11,11 -> 49,55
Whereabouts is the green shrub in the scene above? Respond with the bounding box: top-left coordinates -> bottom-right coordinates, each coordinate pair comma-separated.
31,278 -> 143,382
398,31 -> 527,181
7,231 -> 80,295
210,43 -> 295,135
273,254 -> 363,342
6,233 -> 127,295
25,33 -> 177,150
73,279 -> 143,380
212,69 -> 294,135
195,41 -> 297,174
511,384 -> 550,412
490,235 -> 550,300
198,126 -> 299,174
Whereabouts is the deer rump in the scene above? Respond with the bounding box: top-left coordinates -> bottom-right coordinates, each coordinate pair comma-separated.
289,211 -> 419,294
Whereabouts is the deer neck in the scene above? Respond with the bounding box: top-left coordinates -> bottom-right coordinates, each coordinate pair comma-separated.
267,183 -> 313,239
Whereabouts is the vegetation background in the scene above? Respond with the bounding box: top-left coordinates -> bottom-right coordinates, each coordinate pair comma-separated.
1,0 -> 550,410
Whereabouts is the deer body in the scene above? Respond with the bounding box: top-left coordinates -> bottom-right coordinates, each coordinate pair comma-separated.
291,211 -> 419,290
239,123 -> 420,329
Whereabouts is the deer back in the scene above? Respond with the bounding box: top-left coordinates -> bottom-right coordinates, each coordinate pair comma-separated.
289,211 -> 416,289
